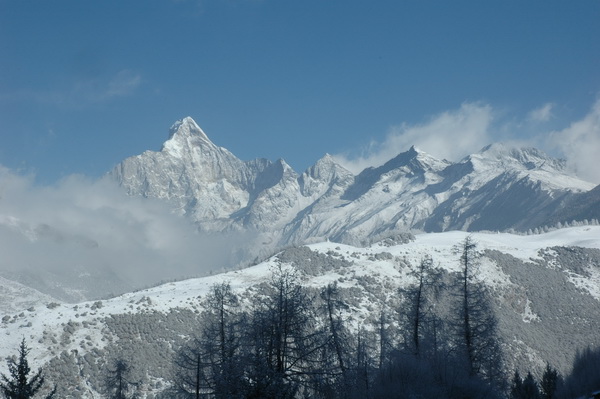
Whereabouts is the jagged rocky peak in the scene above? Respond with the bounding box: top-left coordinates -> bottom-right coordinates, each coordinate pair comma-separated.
299,154 -> 355,197
269,158 -> 299,183
305,154 -> 353,179
369,145 -> 448,177
168,116 -> 211,141
162,116 -> 216,156
406,145 -> 451,172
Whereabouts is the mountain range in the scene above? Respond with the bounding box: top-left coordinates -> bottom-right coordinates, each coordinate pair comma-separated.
112,117 -> 598,254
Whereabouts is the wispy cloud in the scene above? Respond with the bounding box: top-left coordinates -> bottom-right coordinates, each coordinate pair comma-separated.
528,102 -> 554,122
104,69 -> 142,98
333,99 -> 600,185
546,99 -> 600,184
334,102 -> 494,173
0,69 -> 142,107
72,69 -> 142,102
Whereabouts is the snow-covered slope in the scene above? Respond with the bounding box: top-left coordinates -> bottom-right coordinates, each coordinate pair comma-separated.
2,227 -> 600,397
111,118 -> 596,251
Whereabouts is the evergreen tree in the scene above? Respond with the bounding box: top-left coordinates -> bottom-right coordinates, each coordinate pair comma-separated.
510,370 -> 524,399
451,236 -> 504,384
173,282 -> 244,398
558,346 -> 600,399
244,266 -> 323,398
401,255 -> 443,358
319,282 -> 351,398
540,363 -> 560,399
0,339 -> 56,399
522,372 -> 541,399
199,281 -> 245,398
173,339 -> 206,399
103,358 -> 139,399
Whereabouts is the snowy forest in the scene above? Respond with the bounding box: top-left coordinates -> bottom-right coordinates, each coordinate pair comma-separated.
1,237 -> 599,399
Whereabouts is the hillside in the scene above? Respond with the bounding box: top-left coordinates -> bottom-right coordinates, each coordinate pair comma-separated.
1,227 -> 599,397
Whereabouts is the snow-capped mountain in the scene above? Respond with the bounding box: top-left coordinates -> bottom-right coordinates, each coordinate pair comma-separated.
2,227 -> 599,397
111,117 -> 596,249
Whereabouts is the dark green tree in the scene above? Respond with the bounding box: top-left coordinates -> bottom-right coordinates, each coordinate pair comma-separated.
511,370 -> 541,399
522,372 -> 541,399
510,370 -> 524,399
0,339 -> 56,399
557,346 -> 600,399
540,363 -> 560,399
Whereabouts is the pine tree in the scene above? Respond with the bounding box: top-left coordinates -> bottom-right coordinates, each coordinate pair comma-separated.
244,266 -> 322,398
510,370 -> 524,399
319,282 -> 351,397
522,372 -> 541,399
173,340 -> 206,399
0,339 -> 56,399
540,363 -> 560,399
452,236 -> 504,382
401,255 -> 443,357
103,358 -> 139,399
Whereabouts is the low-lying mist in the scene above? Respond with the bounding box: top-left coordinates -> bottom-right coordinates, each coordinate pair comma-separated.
0,167 -> 251,302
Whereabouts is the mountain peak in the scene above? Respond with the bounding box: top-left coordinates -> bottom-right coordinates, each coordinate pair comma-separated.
168,117 -> 212,143
305,153 -> 353,179
162,117 -> 217,157
470,142 -> 565,172
383,145 -> 448,174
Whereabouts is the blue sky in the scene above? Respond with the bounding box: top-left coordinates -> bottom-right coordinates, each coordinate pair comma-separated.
1,0 -> 599,184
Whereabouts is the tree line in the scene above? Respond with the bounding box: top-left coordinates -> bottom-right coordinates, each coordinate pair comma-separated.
167,236 -> 505,398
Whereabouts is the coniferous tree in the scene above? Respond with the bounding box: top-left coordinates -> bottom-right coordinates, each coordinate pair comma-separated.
173,339 -> 206,399
510,370 -> 525,399
103,358 -> 139,399
0,339 -> 56,399
522,372 -> 541,399
348,327 -> 373,399
245,265 -> 323,398
173,282 -> 244,398
452,236 -> 504,383
558,346 -> 600,399
510,370 -> 541,399
377,310 -> 390,370
400,255 -> 443,358
319,282 -> 351,398
540,363 -> 560,399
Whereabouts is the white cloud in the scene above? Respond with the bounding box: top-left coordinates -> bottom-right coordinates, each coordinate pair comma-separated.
334,102 -> 494,173
546,99 -> 600,184
0,168 -> 247,300
528,102 -> 555,122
